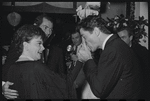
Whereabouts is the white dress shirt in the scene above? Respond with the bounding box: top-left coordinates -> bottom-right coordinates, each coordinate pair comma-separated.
82,81 -> 99,99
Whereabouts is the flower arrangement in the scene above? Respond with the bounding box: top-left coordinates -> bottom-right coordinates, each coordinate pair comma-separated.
76,3 -> 148,43
76,2 -> 101,20
106,14 -> 148,43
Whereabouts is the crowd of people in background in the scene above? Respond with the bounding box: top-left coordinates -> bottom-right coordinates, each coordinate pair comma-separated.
2,13 -> 149,100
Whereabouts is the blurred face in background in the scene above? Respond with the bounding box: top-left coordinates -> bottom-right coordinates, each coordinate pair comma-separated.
71,32 -> 82,46
117,29 -> 133,46
39,18 -> 53,38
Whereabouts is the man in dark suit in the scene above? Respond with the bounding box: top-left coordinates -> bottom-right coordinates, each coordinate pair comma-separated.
46,44 -> 67,76
65,30 -> 86,99
76,15 -> 143,99
117,27 -> 149,100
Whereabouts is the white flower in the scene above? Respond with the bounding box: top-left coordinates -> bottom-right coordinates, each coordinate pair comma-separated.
114,16 -> 119,20
77,8 -> 99,20
116,23 -> 120,28
85,9 -> 99,17
77,9 -> 86,20
76,2 -> 100,20
107,23 -> 110,26
114,21 -> 117,24
123,23 -> 127,26
76,5 -> 83,12
135,25 -> 138,28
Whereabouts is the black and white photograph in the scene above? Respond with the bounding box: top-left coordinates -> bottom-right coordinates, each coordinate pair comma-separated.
1,2 -> 149,100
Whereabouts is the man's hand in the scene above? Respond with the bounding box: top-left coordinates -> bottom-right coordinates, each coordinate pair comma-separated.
66,61 -> 72,67
77,37 -> 92,62
2,81 -> 18,99
70,53 -> 78,62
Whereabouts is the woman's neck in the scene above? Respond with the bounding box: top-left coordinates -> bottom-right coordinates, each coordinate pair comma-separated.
17,54 -> 34,62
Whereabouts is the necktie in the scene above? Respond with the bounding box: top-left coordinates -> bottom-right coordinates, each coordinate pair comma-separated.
74,46 -> 77,54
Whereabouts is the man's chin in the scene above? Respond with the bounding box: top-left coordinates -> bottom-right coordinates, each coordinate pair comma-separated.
91,49 -> 95,52
91,48 -> 98,52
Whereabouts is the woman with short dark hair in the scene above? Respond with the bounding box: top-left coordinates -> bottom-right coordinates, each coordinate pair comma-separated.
5,24 -> 83,99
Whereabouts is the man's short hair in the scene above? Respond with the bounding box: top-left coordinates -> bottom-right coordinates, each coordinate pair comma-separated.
34,14 -> 53,26
117,27 -> 133,37
76,15 -> 111,34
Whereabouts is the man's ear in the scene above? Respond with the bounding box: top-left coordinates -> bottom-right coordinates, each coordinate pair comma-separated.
93,27 -> 100,36
40,25 -> 45,32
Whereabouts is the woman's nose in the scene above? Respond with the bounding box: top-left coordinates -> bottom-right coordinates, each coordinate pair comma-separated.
41,44 -> 45,50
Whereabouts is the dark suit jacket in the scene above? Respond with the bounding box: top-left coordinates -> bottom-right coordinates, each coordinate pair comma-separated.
83,34 -> 143,99
2,42 -> 21,81
131,42 -> 149,99
131,43 -> 149,73
46,45 -> 67,75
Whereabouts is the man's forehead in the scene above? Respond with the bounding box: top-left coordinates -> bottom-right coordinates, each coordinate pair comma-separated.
79,28 -> 88,38
118,30 -> 128,35
72,32 -> 80,37
42,18 -> 53,27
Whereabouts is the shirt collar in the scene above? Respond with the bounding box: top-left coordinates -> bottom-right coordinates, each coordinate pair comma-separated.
73,44 -> 82,53
102,34 -> 113,50
73,44 -> 82,49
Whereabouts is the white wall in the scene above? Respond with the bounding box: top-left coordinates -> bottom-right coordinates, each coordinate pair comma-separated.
135,2 -> 148,49
101,2 -> 126,21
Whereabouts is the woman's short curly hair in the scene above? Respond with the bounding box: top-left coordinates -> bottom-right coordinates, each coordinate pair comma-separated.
12,24 -> 46,55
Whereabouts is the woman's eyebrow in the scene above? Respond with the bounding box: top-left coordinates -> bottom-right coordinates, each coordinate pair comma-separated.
37,40 -> 43,43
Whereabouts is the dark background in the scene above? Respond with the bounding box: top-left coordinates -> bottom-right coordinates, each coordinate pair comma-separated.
1,11 -> 77,46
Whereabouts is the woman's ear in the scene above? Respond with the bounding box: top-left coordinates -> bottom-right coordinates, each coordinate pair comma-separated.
23,42 -> 28,51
